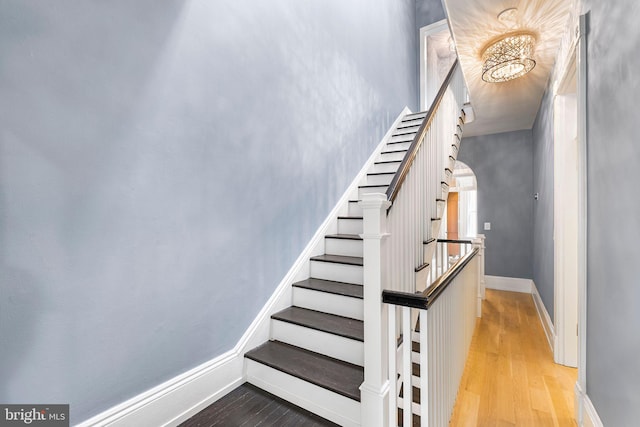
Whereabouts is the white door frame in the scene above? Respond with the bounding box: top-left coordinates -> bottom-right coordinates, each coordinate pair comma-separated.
419,19 -> 450,111
553,59 -> 579,368
552,11 -> 588,416
575,13 -> 588,419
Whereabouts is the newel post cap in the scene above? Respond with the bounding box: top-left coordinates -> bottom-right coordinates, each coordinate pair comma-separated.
358,193 -> 391,210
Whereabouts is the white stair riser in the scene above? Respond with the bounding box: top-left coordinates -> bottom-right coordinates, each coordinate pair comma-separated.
393,125 -> 420,134
424,240 -> 437,264
271,320 -> 364,366
325,237 -> 363,257
385,140 -> 412,151
436,200 -> 446,218
448,157 -> 456,171
358,185 -> 388,199
399,118 -> 424,128
348,202 -> 363,217
310,261 -> 363,285
431,220 -> 441,239
246,361 -> 361,427
293,287 -> 364,321
366,173 -> 395,186
371,162 -> 401,174
389,134 -> 415,143
379,151 -> 406,162
338,218 -> 363,235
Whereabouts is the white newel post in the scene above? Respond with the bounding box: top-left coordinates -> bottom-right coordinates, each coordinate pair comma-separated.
472,234 -> 486,317
359,193 -> 391,427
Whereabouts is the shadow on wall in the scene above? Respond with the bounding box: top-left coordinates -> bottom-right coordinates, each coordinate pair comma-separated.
0,267 -> 42,400
0,0 -> 189,421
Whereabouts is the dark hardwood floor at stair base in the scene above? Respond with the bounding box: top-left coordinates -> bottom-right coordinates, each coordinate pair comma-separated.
272,306 -> 364,341
245,341 -> 363,401
179,383 -> 338,427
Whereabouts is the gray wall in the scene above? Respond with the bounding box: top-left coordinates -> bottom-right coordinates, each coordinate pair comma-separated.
581,1 -> 640,424
416,0 -> 446,30
0,0 -> 418,422
532,82 -> 555,322
458,130 -> 533,279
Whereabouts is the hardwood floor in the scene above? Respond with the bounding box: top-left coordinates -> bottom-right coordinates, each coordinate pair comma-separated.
179,383 -> 338,427
450,289 -> 578,427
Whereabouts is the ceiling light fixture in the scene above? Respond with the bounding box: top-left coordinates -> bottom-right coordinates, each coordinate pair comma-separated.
481,31 -> 536,83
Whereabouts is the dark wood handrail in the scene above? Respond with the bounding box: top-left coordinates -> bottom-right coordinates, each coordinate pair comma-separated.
385,59 -> 460,205
382,247 -> 478,310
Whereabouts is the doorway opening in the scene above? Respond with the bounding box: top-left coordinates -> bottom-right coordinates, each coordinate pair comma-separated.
419,20 -> 457,111
444,161 -> 478,260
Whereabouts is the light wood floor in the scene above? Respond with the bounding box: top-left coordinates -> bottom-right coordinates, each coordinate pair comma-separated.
449,289 -> 578,427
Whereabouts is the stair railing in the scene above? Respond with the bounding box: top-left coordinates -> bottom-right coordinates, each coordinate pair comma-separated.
382,242 -> 481,426
358,60 -> 472,427
384,60 -> 466,295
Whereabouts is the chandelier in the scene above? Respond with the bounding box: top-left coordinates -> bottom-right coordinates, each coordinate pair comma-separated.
481,32 -> 536,83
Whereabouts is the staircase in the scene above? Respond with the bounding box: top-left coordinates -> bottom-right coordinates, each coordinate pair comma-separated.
244,111 -> 428,427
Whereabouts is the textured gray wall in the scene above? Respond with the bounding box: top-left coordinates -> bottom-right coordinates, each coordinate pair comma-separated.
532,82 -> 555,322
0,0 -> 418,422
458,131 -> 533,279
416,0 -> 446,30
581,1 -> 640,424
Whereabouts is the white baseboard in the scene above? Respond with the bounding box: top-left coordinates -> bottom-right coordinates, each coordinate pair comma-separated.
75,107 -> 411,427
531,281 -> 556,354
485,275 -> 533,293
76,351 -> 243,427
576,382 -> 604,427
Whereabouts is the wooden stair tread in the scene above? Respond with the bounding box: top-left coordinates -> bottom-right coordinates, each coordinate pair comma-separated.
374,160 -> 402,165
381,148 -> 409,154
388,136 -> 414,143
359,184 -> 388,188
325,233 -> 362,241
272,307 -> 364,341
179,383 -> 339,426
245,341 -> 364,401
310,254 -> 363,266
292,278 -> 363,299
367,171 -> 396,176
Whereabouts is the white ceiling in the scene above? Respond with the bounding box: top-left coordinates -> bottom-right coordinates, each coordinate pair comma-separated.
443,0 -> 572,137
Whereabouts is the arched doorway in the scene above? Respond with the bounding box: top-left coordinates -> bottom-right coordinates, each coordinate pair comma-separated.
445,160 -> 478,241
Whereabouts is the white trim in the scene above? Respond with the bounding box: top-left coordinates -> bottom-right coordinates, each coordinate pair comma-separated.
532,282 -> 556,354
76,351 -> 243,427
576,12 -> 589,394
484,275 -> 532,294
419,19 -> 450,111
553,14 -> 580,369
75,107 -> 410,427
576,382 -> 604,427
246,361 -> 361,427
